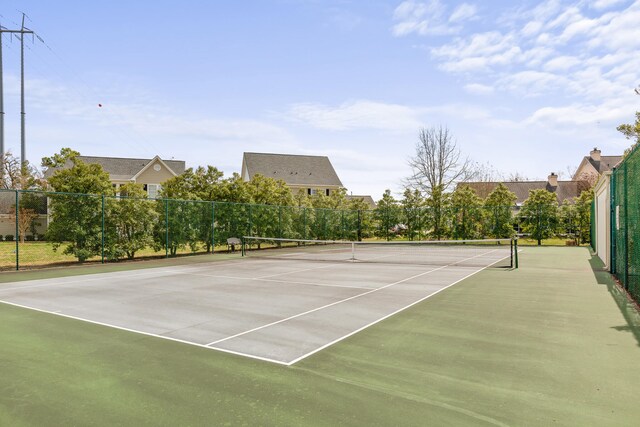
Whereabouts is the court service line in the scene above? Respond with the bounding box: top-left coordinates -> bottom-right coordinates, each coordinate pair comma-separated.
0,298 -> 290,366
164,270 -> 371,290
206,248 -> 502,347
285,262 -> 499,365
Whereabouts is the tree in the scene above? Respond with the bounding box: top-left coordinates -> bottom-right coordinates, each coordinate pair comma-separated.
161,166 -> 225,201
246,174 -> 294,241
45,152 -> 114,262
347,197 -> 373,241
406,125 -> 474,194
518,189 -> 559,245
374,190 -> 401,240
617,111 -> 640,155
573,190 -> 593,245
1,151 -> 45,190
108,183 -> 159,260
400,188 -> 424,240
450,185 -> 483,240
425,184 -> 450,240
483,183 -> 517,238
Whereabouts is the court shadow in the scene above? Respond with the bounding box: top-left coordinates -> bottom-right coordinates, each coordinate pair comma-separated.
588,253 -> 640,347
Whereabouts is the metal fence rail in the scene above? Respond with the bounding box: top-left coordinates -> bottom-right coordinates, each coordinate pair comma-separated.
610,146 -> 640,304
0,189 -> 587,271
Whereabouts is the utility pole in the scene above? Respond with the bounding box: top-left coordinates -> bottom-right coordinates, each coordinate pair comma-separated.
0,13 -> 34,171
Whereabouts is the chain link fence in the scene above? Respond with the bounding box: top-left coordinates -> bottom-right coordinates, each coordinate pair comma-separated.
610,146 -> 640,304
0,189 -> 588,271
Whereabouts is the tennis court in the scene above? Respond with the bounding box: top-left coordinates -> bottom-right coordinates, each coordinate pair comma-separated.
0,238 -> 514,365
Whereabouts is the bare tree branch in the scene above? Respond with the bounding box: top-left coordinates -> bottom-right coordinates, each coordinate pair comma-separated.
405,125 -> 474,194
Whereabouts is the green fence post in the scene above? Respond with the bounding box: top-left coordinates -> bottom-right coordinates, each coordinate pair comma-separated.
357,210 -> 362,241
15,190 -> 19,271
165,198 -> 169,258
610,169 -> 616,274
248,204 -> 252,238
101,194 -> 105,264
303,207 -> 307,240
623,163 -> 629,289
278,205 -> 282,239
514,238 -> 519,268
211,201 -> 215,254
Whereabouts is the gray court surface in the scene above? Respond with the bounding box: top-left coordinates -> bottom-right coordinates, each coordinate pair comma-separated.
0,248 -> 511,365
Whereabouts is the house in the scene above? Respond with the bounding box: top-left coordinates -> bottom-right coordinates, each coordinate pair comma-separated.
346,195 -> 377,210
241,152 -> 343,196
572,148 -> 622,187
44,155 -> 186,199
464,173 -> 590,206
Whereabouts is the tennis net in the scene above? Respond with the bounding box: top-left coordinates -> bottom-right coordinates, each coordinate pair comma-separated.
242,237 -> 517,268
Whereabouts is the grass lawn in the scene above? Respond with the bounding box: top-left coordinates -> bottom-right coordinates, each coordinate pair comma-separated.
1,247 -> 639,425
0,241 -> 236,271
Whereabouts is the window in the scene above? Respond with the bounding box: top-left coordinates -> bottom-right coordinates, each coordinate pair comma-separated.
146,184 -> 161,199
325,189 -> 330,196
308,188 -> 318,195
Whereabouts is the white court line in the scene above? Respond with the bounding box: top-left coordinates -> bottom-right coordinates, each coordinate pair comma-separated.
285,264 -> 494,365
0,257 -> 256,293
0,268 -> 181,293
206,266 -> 443,346
0,246 -> 508,366
0,298 -> 290,366
206,247 -> 502,347
165,270 -> 371,290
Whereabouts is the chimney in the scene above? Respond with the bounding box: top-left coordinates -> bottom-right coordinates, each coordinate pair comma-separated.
590,147 -> 601,161
548,172 -> 558,187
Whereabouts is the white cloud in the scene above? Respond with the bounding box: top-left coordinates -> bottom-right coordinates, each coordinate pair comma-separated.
463,83 -> 494,95
285,100 -> 423,131
589,0 -> 628,10
449,3 -> 478,23
432,31 -> 523,72
543,55 -> 581,71
392,0 -> 464,36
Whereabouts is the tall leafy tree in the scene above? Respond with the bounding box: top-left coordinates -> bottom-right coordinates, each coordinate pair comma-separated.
483,183 -> 517,238
425,184 -> 450,240
108,183 -> 159,259
400,188 -> 424,240
374,190 -> 401,240
617,111 -> 640,155
246,174 -> 294,240
574,190 -> 594,244
450,185 -> 483,240
519,189 -> 559,245
45,151 -> 114,261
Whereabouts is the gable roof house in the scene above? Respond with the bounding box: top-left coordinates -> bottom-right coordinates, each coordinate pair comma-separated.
241,152 -> 344,196
346,195 -> 377,210
464,173 -> 590,206
572,148 -> 622,187
44,155 -> 186,199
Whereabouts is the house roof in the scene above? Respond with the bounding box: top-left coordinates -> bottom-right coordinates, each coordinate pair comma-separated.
43,156 -> 186,180
242,152 -> 343,187
346,195 -> 377,210
463,180 -> 589,205
587,155 -> 622,174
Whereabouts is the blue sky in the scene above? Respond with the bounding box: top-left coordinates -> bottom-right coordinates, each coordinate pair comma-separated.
1,0 -> 639,200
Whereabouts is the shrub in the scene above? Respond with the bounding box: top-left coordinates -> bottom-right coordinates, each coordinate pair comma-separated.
25,235 -> 35,242
5,235 -> 14,241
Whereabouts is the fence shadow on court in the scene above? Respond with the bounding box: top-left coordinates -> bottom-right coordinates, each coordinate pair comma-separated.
588,253 -> 640,348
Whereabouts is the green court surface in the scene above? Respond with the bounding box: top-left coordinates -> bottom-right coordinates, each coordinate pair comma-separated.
1,247 -> 639,426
